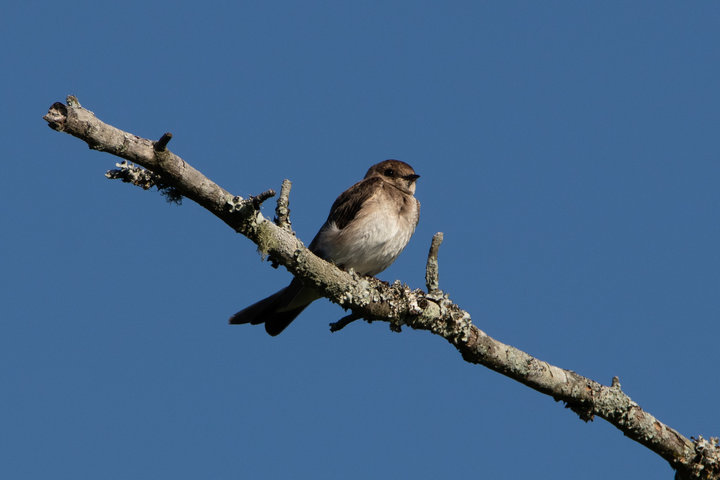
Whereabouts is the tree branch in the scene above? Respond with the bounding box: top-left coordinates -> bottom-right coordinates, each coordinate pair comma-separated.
329,311 -> 365,332
425,232 -> 443,294
274,179 -> 292,231
43,96 -> 719,480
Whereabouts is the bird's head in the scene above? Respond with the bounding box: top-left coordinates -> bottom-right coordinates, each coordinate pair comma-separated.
366,159 -> 420,195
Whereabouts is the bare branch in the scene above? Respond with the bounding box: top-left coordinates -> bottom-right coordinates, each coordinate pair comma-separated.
43,97 -> 719,480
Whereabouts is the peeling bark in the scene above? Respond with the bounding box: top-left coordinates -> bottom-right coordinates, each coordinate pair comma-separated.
43,96 -> 720,480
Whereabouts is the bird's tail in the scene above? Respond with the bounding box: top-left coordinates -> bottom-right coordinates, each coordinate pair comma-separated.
229,279 -> 319,336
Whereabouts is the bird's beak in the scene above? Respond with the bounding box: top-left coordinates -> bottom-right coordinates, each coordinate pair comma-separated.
405,174 -> 420,182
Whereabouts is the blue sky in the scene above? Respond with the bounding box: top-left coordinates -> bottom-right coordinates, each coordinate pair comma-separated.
2,1 -> 719,479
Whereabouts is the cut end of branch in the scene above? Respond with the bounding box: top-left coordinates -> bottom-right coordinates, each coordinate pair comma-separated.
43,102 -> 68,131
154,132 -> 173,152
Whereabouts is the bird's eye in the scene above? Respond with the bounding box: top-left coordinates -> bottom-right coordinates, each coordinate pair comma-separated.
384,168 -> 395,177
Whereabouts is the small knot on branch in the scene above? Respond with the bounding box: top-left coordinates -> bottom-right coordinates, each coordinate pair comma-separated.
153,132 -> 173,152
274,179 -> 292,230
425,232 -> 444,294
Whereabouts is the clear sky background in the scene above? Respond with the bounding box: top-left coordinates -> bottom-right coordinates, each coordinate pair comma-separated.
2,2 -> 719,479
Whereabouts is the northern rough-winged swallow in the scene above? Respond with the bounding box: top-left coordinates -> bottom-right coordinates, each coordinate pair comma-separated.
229,159 -> 420,335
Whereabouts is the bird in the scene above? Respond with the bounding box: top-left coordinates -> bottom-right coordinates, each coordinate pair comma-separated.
229,159 -> 421,335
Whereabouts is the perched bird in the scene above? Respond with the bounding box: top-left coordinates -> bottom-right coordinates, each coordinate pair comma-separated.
229,159 -> 420,335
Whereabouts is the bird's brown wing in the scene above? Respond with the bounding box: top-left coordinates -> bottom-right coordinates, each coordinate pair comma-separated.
308,176 -> 384,253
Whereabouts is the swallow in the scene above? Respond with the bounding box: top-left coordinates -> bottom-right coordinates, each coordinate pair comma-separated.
230,159 -> 420,335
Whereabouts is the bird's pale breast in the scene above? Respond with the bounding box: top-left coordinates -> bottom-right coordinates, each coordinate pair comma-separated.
315,189 -> 418,276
